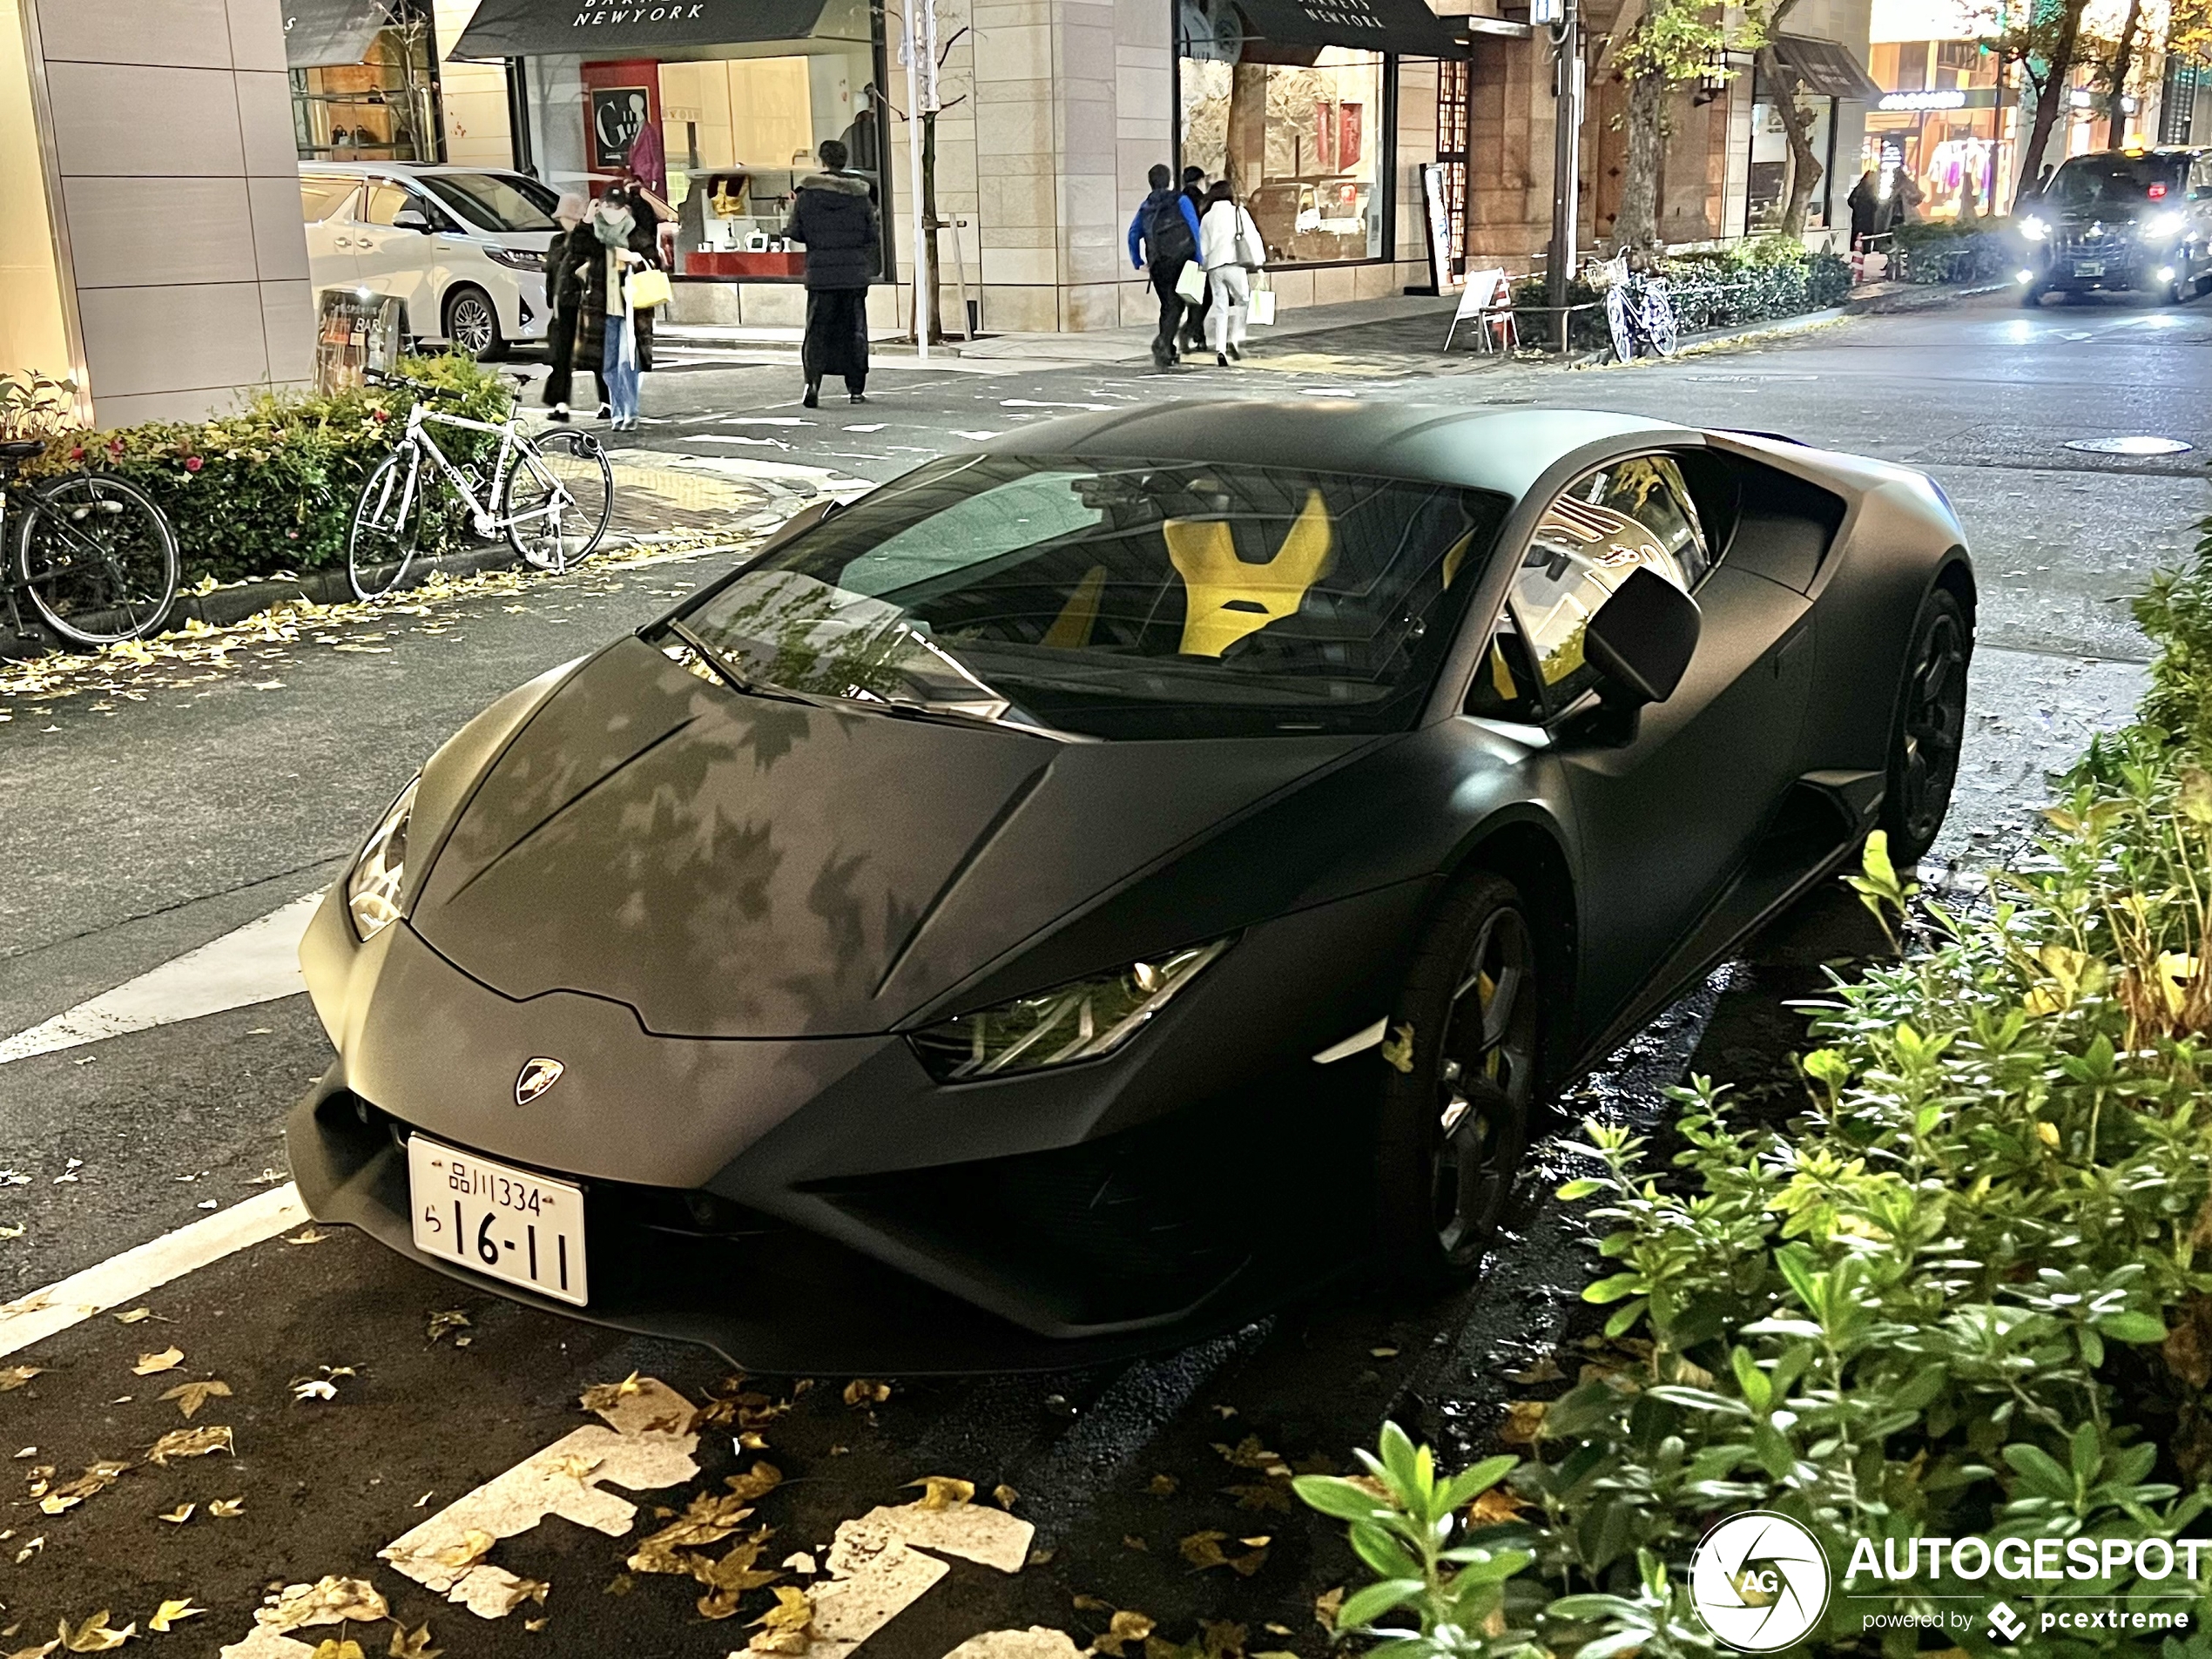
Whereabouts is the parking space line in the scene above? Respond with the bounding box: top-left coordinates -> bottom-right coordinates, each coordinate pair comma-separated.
0,893 -> 320,1066
0,1184 -> 307,1358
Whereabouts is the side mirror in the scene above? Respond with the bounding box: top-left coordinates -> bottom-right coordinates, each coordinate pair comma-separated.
1583,566 -> 1701,706
392,206 -> 433,233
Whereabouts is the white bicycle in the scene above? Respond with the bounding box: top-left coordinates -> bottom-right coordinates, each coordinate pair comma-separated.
347,371 -> 614,601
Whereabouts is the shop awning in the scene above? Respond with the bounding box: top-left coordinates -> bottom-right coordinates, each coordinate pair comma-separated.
283,0 -> 393,68
1230,0 -> 1468,59
1769,34 -> 1881,101
451,0 -> 845,60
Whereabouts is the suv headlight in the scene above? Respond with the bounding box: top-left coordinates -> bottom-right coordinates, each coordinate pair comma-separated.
2019,215 -> 2050,241
2143,210 -> 2188,240
347,776 -> 419,941
485,246 -> 544,271
908,939 -> 1231,1081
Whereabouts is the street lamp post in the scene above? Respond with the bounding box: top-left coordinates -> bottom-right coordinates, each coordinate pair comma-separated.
900,0 -> 936,361
1543,0 -> 1581,351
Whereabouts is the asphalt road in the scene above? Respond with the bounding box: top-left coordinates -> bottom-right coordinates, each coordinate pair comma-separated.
0,287 -> 2204,1659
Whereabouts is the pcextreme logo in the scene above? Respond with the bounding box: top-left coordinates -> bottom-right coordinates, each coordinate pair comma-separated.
1689,1511 -> 1831,1652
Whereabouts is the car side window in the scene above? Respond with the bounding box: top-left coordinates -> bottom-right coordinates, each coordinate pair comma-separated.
300,178 -> 358,222
1461,613 -> 1546,723
1507,455 -> 1708,712
361,184 -> 446,229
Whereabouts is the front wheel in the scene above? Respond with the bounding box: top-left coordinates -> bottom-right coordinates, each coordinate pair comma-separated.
1604,286 -> 1635,364
17,472 -> 179,645
347,450 -> 430,601
2018,281 -> 2045,308
1878,585 -> 1970,866
445,287 -> 504,361
502,430 -> 613,572
1642,292 -> 1678,357
1375,873 -> 1542,1282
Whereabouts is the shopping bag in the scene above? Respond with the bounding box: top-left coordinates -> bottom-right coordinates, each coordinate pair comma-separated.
1249,279 -> 1277,327
624,266 -> 673,309
1236,210 -> 1267,269
1175,261 -> 1207,305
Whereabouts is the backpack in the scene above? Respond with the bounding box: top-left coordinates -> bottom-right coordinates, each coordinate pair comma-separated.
1146,192 -> 1195,263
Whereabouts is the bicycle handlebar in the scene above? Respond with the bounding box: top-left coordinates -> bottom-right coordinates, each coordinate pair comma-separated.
362,368 -> 465,401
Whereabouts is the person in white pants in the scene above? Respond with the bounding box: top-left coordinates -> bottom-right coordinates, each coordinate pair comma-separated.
1197,181 -> 1264,366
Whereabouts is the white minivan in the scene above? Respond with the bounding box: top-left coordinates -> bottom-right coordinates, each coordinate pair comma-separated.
300,164 -> 562,360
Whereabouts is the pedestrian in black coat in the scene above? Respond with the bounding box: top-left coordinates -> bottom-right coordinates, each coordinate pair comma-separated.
541,193 -> 592,420
783,138 -> 880,407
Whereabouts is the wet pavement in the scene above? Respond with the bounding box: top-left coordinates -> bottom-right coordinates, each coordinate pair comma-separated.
0,287 -> 2205,1658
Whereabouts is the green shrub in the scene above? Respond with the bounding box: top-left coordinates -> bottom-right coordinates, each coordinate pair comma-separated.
1893,217 -> 2020,287
1511,239 -> 1851,354
1303,500 -> 2212,1656
17,354 -> 509,586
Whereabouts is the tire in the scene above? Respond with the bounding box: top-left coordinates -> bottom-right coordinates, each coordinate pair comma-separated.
445,286 -> 504,361
501,430 -> 613,572
1375,873 -> 1543,1283
347,450 -> 430,601
17,472 -> 179,645
1878,585 -> 1970,867
1605,286 -> 1635,364
1643,292 -> 1678,358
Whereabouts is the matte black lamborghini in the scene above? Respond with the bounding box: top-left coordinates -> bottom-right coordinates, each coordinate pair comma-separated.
289,403 -> 1973,1371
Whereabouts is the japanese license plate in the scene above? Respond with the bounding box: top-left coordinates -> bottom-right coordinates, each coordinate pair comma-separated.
408,1135 -> 588,1305
2073,260 -> 2106,277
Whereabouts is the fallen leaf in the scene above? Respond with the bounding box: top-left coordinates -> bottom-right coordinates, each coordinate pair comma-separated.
55,1613 -> 133,1654
746,1586 -> 813,1654
427,1310 -> 470,1343
1147,1474 -> 1178,1496
1210,1404 -> 1238,1419
1264,1626 -> 1293,1637
293,1379 -> 338,1402
1,1366 -> 44,1393
146,1601 -> 202,1633
112,1309 -> 152,1325
842,1379 -> 891,1407
132,1347 -> 184,1376
1467,1487 -> 1529,1525
262,1577 -> 388,1634
579,1372 -> 643,1413
16,1535 -> 46,1563
156,1503 -> 194,1524
285,1228 -> 328,1246
738,1432 -> 769,1450
5,1642 -> 57,1659
1123,1534 -> 1148,1551
725,1460 -> 783,1503
0,1224 -> 22,1240
1369,1347 -> 1399,1359
907,1475 -> 974,1510
385,1622 -> 439,1659
38,1460 -> 132,1514
1199,1620 -> 1246,1659
692,1535 -> 780,1618
439,1529 -> 498,1571
992,1483 -> 1019,1509
1212,1437 -> 1281,1471
159,1379 -> 232,1420
145,1426 -> 231,1466
1498,1399 -> 1548,1446
208,1497 -> 244,1517
603,1576 -> 634,1598
1071,1596 -> 1112,1613
523,1618 -> 548,1633
308,1643 -> 363,1659
1314,1588 -> 1345,1632
498,1580 -> 548,1615
1092,1611 -> 1156,1657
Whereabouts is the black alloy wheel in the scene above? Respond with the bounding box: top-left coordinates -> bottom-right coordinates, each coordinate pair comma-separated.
445,287 -> 504,361
1377,873 -> 1542,1281
1879,586 -> 1970,866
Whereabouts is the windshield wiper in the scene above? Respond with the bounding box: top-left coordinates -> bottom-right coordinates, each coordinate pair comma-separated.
662,621 -> 819,707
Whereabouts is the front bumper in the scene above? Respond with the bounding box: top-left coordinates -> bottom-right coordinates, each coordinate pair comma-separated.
2030,239 -> 2168,292
289,876 -> 1428,1371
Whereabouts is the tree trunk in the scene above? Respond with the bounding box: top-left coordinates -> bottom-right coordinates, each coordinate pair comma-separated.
2016,0 -> 2087,209
2107,0 -> 2145,146
1224,61 -> 1267,196
922,107 -> 945,344
1615,66 -> 1667,251
1757,48 -> 1824,237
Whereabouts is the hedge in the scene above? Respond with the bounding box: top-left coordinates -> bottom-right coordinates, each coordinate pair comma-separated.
1512,236 -> 1851,354
1304,493 -> 2212,1656
14,354 -> 509,588
1892,215 -> 2022,287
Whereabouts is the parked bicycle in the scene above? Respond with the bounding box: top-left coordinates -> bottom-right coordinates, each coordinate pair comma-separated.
1598,253 -> 1679,364
348,371 -> 614,602
0,440 -> 179,646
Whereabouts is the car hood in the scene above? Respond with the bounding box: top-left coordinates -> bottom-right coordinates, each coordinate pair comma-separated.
408,637 -> 1374,1038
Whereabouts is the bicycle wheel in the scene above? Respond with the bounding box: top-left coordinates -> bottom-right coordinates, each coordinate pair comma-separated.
347,450 -> 430,601
1642,288 -> 1679,358
502,429 -> 613,573
17,471 -> 179,646
1604,286 -> 1635,364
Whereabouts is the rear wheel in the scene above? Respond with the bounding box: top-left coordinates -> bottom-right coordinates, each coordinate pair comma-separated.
1376,874 -> 1542,1282
1642,293 -> 1678,357
17,472 -> 178,645
1878,585 -> 1970,866
502,430 -> 613,571
1605,286 -> 1635,364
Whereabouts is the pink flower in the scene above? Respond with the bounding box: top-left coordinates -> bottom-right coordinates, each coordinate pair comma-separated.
184,455 -> 203,472
68,445 -> 84,462
372,408 -> 389,424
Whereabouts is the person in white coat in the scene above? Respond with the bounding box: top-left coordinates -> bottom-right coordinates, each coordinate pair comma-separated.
1197,180 -> 1264,366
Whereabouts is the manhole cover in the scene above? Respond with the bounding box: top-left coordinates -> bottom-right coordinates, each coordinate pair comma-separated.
2063,435 -> 2194,455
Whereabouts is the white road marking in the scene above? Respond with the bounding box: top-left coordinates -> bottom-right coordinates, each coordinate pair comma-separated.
806,1500 -> 1035,1659
998,399 -> 1116,411
0,893 -> 322,1066
685,434 -> 794,448
0,1184 -> 307,1358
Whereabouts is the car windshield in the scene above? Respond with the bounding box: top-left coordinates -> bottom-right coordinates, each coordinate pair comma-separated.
2046,154 -> 2186,212
677,455 -> 1509,739
416,173 -> 558,233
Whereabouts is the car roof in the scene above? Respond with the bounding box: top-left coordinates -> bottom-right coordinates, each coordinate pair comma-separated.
977,401 -> 1693,500
297,162 -> 531,179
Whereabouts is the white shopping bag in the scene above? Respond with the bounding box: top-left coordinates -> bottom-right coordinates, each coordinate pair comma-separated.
1175,261 -> 1207,305
1249,279 -> 1277,326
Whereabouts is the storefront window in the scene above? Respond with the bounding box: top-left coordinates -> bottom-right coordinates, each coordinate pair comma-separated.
1179,47 -> 1389,265
291,0 -> 443,163
1747,85 -> 1835,232
1861,38 -> 2016,220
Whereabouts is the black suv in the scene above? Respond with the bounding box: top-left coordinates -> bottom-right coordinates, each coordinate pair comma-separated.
2017,146 -> 2212,306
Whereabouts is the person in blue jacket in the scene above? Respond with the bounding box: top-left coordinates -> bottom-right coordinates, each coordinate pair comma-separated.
1128,163 -> 1204,369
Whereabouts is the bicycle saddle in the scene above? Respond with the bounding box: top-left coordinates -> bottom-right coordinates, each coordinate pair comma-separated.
0,440 -> 46,460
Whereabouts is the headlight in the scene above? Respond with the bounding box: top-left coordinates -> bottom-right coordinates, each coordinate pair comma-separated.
347,775 -> 419,941
908,939 -> 1231,1081
2143,210 -> 2187,240
485,246 -> 544,271
2019,215 -> 2050,241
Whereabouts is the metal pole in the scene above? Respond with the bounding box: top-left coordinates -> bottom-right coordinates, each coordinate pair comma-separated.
1547,0 -> 1581,353
901,10 -> 932,361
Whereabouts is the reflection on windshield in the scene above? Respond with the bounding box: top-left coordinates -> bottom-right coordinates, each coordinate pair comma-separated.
418,174 -> 557,233
679,455 -> 1508,740
2047,157 -> 2183,212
